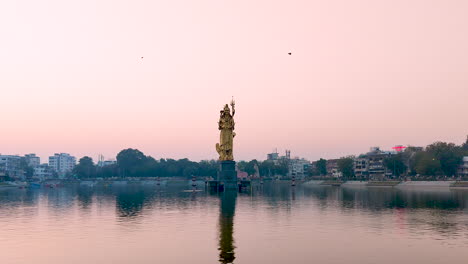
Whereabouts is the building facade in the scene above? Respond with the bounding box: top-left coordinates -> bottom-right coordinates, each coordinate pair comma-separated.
33,164 -> 54,181
326,159 -> 341,178
24,154 -> 40,168
288,158 -> 310,179
366,147 -> 392,180
354,156 -> 368,179
97,160 -> 116,167
458,157 -> 468,178
0,155 -> 23,179
49,153 -> 76,178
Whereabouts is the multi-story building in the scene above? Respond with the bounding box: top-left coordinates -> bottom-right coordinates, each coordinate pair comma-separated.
366,147 -> 392,180
97,160 -> 116,167
267,149 -> 290,165
458,157 -> 468,178
354,156 -> 368,179
326,159 -> 341,177
33,164 -> 54,181
24,154 -> 40,168
288,158 -> 310,179
49,153 -> 76,178
0,155 -> 23,179
267,152 -> 279,161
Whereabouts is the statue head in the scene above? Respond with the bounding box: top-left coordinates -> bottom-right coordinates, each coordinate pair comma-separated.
223,104 -> 230,115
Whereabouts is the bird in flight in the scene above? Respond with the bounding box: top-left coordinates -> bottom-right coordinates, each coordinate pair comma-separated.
288,52 -> 292,55
141,57 -> 144,59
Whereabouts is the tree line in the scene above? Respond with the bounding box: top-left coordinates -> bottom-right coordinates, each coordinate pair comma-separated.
73,148 -> 290,179
74,148 -> 219,179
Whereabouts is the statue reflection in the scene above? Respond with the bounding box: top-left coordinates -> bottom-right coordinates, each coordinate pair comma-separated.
218,190 -> 237,264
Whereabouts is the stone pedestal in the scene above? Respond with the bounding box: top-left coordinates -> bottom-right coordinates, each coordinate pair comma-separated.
219,160 -> 237,190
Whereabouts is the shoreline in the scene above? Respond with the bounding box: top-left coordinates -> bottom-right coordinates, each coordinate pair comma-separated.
303,180 -> 468,189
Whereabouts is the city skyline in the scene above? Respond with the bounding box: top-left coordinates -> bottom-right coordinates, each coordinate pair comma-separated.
1,0 -> 467,162
2,136 -> 466,165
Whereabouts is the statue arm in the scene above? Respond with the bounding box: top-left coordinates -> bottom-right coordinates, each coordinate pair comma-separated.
230,100 -> 235,117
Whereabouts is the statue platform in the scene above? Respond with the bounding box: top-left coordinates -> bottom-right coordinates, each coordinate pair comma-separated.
219,160 -> 237,190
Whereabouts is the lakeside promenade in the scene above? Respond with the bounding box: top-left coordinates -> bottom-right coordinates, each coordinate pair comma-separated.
304,180 -> 468,189
4,178 -> 468,190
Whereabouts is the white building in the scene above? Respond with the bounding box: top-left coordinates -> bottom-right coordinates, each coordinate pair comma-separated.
288,158 -> 310,179
0,155 -> 23,179
49,153 -> 76,178
459,157 -> 468,177
33,164 -> 54,181
354,157 -> 368,179
24,154 -> 40,167
97,160 -> 116,167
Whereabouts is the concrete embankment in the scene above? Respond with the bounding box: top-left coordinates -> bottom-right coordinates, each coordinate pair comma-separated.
396,181 -> 454,189
302,180 -> 324,185
303,180 -> 467,189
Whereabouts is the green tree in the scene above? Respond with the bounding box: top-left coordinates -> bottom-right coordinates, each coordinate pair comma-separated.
74,156 -> 96,179
316,158 -> 327,176
243,160 -> 257,176
462,135 -> 468,152
116,149 -> 148,177
426,142 -> 464,176
414,152 -> 442,176
275,158 -> 289,176
96,164 -> 118,178
258,160 -> 274,177
236,161 -> 248,173
197,160 -> 218,178
384,153 -> 407,177
337,157 -> 355,180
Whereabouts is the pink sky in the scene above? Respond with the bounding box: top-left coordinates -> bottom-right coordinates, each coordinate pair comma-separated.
1,0 -> 467,162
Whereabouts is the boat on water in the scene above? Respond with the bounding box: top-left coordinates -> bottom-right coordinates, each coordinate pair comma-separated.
29,182 -> 41,188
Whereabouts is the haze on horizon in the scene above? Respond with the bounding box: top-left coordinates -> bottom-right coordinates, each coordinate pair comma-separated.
1,0 -> 467,163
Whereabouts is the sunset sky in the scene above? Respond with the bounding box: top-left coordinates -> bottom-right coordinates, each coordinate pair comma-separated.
1,0 -> 467,162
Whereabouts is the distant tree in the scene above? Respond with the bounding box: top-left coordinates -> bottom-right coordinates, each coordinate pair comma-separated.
316,158 -> 327,176
236,161 -> 248,173
74,156 -> 96,179
96,164 -> 118,178
462,135 -> 468,152
337,156 -> 355,180
243,160 -> 257,176
116,149 -> 148,177
197,160 -> 218,178
307,165 -> 317,176
165,159 -> 180,176
258,160 -> 273,177
275,158 -> 289,176
384,153 -> 407,177
254,159 -> 288,177
426,142 -> 464,177
414,152 -> 442,176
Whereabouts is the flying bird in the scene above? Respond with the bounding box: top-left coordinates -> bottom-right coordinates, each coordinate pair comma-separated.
288,52 -> 292,55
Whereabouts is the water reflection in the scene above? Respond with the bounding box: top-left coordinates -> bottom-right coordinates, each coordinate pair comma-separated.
218,191 -> 237,264
2,183 -> 468,264
116,190 -> 148,218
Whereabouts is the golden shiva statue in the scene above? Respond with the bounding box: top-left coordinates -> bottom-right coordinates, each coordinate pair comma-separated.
216,98 -> 236,161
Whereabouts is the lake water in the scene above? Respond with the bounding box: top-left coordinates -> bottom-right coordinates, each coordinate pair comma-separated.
1,182 -> 468,264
